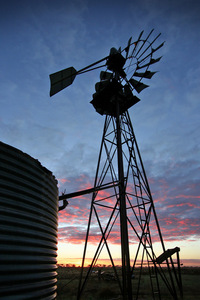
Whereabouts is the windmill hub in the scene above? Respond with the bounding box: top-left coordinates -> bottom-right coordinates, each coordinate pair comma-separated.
106,47 -> 126,78
90,78 -> 140,116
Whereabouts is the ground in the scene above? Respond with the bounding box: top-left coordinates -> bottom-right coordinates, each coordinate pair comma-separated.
56,265 -> 200,299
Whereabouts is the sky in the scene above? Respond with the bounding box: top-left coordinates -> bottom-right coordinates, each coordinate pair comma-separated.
0,0 -> 200,267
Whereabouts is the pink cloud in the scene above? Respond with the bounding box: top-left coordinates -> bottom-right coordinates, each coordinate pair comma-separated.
58,178 -> 71,185
57,169 -> 200,247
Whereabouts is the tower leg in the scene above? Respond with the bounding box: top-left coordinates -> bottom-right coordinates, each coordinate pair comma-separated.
116,103 -> 132,299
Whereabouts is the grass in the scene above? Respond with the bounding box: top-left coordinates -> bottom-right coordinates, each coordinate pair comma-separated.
56,266 -> 200,300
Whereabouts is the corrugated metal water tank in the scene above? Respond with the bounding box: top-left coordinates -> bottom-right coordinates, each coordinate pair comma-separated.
0,141 -> 59,299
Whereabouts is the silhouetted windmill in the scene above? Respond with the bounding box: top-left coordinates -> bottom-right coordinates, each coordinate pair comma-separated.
50,30 -> 183,300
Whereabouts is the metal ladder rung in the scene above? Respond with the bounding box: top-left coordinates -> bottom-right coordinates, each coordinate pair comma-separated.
135,184 -> 141,188
153,291 -> 159,295
139,205 -> 145,209
145,245 -> 151,249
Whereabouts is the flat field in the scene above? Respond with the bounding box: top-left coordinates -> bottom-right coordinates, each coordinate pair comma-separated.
57,266 -> 200,300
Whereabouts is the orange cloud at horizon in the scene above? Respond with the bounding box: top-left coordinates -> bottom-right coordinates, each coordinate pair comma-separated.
57,256 -> 200,268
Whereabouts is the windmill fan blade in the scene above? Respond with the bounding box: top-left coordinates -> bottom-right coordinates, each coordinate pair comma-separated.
129,78 -> 149,93
133,71 -> 157,79
152,42 -> 165,53
149,57 -> 162,64
135,29 -> 154,57
50,67 -> 77,96
137,56 -> 162,70
125,37 -> 132,59
137,30 -> 144,41
129,30 -> 144,57
137,32 -> 161,59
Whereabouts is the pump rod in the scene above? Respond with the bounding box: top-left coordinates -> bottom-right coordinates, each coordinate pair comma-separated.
59,180 -> 120,201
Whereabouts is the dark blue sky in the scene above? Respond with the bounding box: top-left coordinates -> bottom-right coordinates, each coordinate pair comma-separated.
0,0 -> 200,263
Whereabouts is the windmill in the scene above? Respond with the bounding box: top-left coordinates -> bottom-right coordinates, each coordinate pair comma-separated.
50,30 -> 183,300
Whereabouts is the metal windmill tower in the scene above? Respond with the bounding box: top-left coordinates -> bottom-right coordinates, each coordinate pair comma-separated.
50,30 -> 183,300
